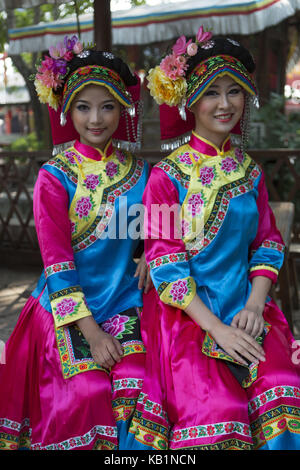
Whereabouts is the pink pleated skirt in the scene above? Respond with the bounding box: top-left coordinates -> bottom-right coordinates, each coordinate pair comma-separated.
0,295 -> 145,450
129,288 -> 300,450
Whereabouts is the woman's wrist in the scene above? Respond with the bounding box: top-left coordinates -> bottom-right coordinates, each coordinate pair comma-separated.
76,316 -> 104,344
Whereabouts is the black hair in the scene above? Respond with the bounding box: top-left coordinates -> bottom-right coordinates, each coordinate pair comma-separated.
65,50 -> 137,87
186,36 -> 256,76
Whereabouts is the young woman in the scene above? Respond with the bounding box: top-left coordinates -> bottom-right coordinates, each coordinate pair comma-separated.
129,29 -> 300,450
0,36 -> 151,450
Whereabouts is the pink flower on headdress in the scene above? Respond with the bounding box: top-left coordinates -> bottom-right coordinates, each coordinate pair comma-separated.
187,42 -> 198,56
172,35 -> 192,55
160,53 -> 188,80
196,26 -> 213,44
73,41 -> 84,55
36,69 -> 62,90
39,55 -> 55,73
49,42 -> 67,60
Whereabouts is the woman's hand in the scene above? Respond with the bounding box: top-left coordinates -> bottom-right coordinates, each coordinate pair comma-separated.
231,306 -> 265,338
76,316 -> 123,369
212,321 -> 266,366
134,252 -> 153,294
88,327 -> 124,369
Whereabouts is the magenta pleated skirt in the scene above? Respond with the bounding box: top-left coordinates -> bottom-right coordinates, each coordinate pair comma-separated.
129,288 -> 300,450
0,295 -> 145,450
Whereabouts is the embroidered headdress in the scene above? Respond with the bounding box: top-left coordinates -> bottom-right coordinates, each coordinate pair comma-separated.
34,36 -> 142,154
147,27 -> 258,150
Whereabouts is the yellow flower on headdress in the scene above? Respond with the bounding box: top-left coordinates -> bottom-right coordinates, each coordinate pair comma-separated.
147,66 -> 187,107
34,79 -> 60,110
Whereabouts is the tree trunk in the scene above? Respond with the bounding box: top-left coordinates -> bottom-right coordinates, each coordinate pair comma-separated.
94,0 -> 112,51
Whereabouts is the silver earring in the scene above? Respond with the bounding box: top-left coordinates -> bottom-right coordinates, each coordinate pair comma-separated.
60,112 -> 67,127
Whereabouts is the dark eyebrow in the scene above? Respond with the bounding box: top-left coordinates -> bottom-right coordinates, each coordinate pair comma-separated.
74,98 -> 116,105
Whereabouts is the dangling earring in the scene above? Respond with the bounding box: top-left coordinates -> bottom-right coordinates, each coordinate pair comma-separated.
240,95 -> 251,153
60,112 -> 67,127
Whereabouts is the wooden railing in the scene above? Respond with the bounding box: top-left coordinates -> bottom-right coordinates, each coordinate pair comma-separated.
0,148 -> 299,265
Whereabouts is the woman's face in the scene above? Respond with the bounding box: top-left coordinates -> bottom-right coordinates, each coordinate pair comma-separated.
70,84 -> 121,150
191,75 -> 245,148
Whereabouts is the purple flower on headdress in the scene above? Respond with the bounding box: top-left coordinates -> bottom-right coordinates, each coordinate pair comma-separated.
64,35 -> 78,51
53,58 -> 68,75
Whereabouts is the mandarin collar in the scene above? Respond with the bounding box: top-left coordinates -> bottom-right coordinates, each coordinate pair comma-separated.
74,139 -> 114,161
189,131 -> 231,157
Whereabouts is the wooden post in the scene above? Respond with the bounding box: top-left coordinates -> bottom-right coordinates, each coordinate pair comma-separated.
93,0 -> 112,51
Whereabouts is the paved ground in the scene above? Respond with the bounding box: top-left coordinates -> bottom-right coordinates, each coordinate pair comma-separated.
0,263 -> 300,346
0,264 -> 41,344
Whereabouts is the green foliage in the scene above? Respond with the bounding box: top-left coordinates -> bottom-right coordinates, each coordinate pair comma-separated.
9,132 -> 44,152
250,93 -> 300,149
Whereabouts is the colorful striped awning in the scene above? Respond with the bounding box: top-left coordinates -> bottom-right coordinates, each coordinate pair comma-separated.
8,0 -> 300,54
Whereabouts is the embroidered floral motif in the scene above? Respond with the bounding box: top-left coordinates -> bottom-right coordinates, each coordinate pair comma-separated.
156,158 -> 190,189
149,252 -> 189,270
186,162 -> 260,256
30,425 -> 118,450
220,156 -> 238,174
54,297 -> 81,320
176,152 -> 201,166
72,158 -> 145,252
45,260 -> 75,278
198,166 -> 216,187
181,219 -> 191,238
235,147 -> 244,163
64,150 -> 83,165
105,161 -> 119,179
169,278 -> 192,305
261,240 -> 285,252
75,195 -> 95,220
71,221 -> 77,234
169,421 -> 251,444
84,173 -> 102,191
102,315 -> 137,339
112,378 -> 143,392
116,149 -> 126,164
44,158 -> 78,184
248,386 -> 300,415
186,192 -> 205,216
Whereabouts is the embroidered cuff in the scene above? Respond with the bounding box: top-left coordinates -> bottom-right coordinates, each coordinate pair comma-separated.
50,286 -> 92,328
158,276 -> 196,309
249,265 -> 279,284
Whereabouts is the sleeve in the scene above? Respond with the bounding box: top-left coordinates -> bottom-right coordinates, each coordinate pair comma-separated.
33,168 -> 93,328
143,166 -> 196,309
248,169 -> 285,284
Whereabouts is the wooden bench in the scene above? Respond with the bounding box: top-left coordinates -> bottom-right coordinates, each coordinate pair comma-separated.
269,201 -> 295,330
